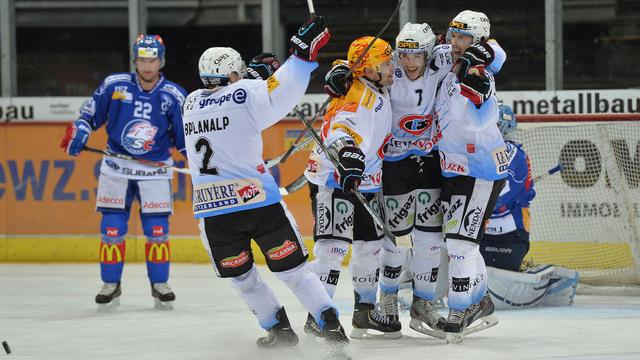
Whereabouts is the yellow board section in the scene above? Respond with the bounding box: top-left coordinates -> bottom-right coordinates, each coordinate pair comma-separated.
525,241 -> 635,270
0,237 -> 352,265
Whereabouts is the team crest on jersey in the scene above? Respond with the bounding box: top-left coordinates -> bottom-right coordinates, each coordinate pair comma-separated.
121,120 -> 158,155
377,133 -> 393,160
399,114 -> 433,136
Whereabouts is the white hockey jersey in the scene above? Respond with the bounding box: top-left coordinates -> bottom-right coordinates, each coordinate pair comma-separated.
182,56 -> 318,218
385,44 -> 454,161
434,71 -> 509,180
304,77 -> 392,192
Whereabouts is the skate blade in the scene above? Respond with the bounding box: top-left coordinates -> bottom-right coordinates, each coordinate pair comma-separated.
463,314 -> 498,336
97,297 -> 120,312
445,332 -> 463,344
154,298 -> 174,310
409,319 -> 446,339
349,328 -> 402,340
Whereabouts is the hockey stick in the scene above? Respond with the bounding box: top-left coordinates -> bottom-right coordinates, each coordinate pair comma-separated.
533,163 -> 564,182
265,136 -> 314,169
271,0 -> 404,168
83,146 -> 191,175
279,174 -> 309,196
292,106 -> 412,248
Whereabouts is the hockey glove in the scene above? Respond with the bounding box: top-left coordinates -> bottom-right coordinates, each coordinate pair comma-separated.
459,65 -> 492,106
457,42 -> 495,79
289,16 -> 330,62
246,52 -> 281,80
324,63 -> 353,98
337,146 -> 365,194
60,119 -> 92,156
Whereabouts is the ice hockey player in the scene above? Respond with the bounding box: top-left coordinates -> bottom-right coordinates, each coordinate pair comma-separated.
245,52 -> 281,81
324,20 -> 507,339
181,17 -> 349,349
60,34 -> 187,311
482,104 -> 579,309
434,10 -> 506,343
304,36 -> 402,340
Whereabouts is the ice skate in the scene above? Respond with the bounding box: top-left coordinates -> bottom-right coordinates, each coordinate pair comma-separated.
304,312 -> 322,337
320,308 -> 349,347
379,291 -> 399,321
151,282 -> 175,310
256,307 -> 299,348
463,293 -> 498,336
409,296 -> 446,339
444,308 -> 466,344
95,282 -> 121,312
351,293 -> 402,340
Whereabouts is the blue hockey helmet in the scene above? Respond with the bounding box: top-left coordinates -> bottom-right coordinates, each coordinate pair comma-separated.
498,104 -> 517,137
133,34 -> 165,67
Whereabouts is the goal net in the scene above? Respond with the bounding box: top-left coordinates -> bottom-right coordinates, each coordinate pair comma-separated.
513,114 -> 640,285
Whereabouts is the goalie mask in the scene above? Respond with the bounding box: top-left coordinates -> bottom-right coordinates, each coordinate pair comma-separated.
447,10 -> 490,45
198,47 -> 247,87
498,104 -> 517,138
348,36 -> 393,78
395,22 -> 436,56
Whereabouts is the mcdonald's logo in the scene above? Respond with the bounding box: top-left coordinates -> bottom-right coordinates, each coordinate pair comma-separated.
100,242 -> 124,264
146,242 -> 170,263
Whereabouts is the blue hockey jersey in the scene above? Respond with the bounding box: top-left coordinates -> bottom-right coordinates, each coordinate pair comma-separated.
79,72 -> 187,163
485,141 -> 536,235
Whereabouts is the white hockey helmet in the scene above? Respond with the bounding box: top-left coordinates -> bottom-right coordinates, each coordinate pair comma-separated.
395,22 -> 436,56
447,10 -> 490,44
198,47 -> 247,87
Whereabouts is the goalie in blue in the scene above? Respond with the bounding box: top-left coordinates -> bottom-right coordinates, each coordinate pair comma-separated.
480,104 -> 579,309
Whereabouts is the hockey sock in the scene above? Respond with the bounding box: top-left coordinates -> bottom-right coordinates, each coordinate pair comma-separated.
230,266 -> 282,330
446,238 -> 486,311
380,236 -> 406,294
274,262 -> 336,326
350,240 -> 382,305
307,239 -> 349,298
99,239 -> 126,283
145,240 -> 170,283
412,230 -> 444,301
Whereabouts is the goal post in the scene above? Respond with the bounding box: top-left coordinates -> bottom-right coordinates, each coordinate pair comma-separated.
513,114 -> 640,285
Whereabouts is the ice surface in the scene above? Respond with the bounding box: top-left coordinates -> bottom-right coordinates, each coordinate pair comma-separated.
1,264 -> 639,360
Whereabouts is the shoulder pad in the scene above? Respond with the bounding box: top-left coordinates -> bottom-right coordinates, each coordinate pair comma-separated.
429,45 -> 454,72
160,83 -> 187,105
96,73 -> 133,95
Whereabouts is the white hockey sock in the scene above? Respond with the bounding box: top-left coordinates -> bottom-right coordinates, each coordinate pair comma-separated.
446,238 -> 487,311
307,239 -> 349,299
274,262 -> 335,322
380,236 -> 407,294
350,240 -> 382,305
412,230 -> 444,301
230,266 -> 281,330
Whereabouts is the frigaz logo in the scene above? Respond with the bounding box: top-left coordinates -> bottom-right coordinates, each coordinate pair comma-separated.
386,198 -> 399,211
417,191 -> 431,205
146,242 -> 170,263
121,120 -> 158,155
336,201 -> 349,215
399,114 -> 432,136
